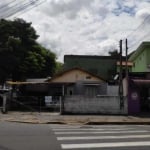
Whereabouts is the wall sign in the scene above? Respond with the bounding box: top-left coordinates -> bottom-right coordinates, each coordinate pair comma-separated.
131,92 -> 138,100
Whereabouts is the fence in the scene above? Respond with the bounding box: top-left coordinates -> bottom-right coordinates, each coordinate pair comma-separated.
8,95 -> 62,113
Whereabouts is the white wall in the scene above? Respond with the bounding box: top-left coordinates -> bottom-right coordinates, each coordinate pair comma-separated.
63,95 -> 127,114
107,79 -> 127,96
107,85 -> 118,96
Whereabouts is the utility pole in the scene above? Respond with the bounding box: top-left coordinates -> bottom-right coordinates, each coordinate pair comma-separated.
119,40 -> 124,109
125,39 -> 128,80
125,38 -> 129,101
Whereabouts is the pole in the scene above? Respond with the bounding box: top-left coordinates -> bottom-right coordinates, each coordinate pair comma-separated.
119,40 -> 124,109
60,85 -> 65,114
125,39 -> 128,80
125,39 -> 129,98
0,93 -> 7,114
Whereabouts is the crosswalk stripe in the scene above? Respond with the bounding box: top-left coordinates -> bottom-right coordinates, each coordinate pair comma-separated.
61,141 -> 150,149
57,134 -> 150,140
55,130 -> 148,134
50,126 -> 81,129
52,125 -> 150,149
50,125 -> 136,129
52,128 -> 134,131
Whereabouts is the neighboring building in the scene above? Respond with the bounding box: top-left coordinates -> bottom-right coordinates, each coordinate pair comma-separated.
64,55 -> 121,81
129,42 -> 150,72
127,42 -> 150,114
116,61 -> 133,73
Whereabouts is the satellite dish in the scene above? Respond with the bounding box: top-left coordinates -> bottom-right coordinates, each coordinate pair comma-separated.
114,74 -> 119,80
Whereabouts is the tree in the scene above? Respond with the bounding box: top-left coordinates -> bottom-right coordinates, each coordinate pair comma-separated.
55,61 -> 63,73
0,18 -> 56,83
108,49 -> 120,58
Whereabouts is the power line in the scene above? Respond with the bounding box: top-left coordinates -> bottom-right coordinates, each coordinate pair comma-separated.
10,0 -> 46,19
0,0 -> 32,18
128,30 -> 150,50
0,0 -> 17,11
3,1 -> 38,18
124,14 -> 150,52
126,14 -> 150,39
0,0 -> 46,19
0,0 -> 24,15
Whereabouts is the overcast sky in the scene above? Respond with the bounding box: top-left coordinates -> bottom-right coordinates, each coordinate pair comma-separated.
1,0 -> 150,62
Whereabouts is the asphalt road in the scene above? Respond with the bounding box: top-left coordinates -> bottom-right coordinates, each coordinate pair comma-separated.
0,122 -> 60,150
0,122 -> 150,150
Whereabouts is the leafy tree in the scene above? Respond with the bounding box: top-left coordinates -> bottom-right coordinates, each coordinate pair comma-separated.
0,18 -> 56,83
108,49 -> 120,58
55,61 -> 64,74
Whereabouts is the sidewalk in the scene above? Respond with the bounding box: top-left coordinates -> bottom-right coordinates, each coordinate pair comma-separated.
0,111 -> 150,125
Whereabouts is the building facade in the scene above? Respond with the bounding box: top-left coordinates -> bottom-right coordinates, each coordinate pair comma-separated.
129,42 -> 150,72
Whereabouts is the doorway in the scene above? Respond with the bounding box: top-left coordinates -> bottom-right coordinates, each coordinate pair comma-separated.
140,87 -> 150,113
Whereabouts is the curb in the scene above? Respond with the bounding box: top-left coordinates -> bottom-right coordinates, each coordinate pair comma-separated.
85,121 -> 150,125
3,119 -> 150,125
4,120 -> 66,124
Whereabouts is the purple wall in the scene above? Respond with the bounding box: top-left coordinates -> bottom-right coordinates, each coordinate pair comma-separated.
128,80 -> 140,115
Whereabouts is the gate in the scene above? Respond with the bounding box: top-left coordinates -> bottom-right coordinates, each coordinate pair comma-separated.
0,89 -> 11,113
10,95 -> 62,113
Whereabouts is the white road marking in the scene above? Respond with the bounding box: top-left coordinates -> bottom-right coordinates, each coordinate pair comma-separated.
58,134 -> 150,140
50,125 -> 133,129
53,128 -> 134,131
50,125 -> 81,129
55,130 -> 148,134
51,125 -> 150,149
61,141 -> 150,149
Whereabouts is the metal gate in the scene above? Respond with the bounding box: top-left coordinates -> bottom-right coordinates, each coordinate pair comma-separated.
10,95 -> 62,113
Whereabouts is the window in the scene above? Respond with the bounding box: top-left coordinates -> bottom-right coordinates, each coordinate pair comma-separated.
69,90 -> 72,95
86,76 -> 91,79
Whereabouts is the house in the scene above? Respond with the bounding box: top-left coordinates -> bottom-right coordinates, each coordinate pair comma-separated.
47,67 -> 128,115
129,42 -> 150,72
127,42 -> 150,114
116,61 -> 133,73
47,67 -> 106,96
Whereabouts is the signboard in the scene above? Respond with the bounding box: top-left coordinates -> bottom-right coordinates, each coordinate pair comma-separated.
131,92 -> 138,100
45,96 -> 52,106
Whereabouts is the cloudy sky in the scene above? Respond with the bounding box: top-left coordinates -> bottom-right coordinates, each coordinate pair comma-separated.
1,0 -> 150,62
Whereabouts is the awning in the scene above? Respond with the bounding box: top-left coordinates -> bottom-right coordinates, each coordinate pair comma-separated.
133,79 -> 150,87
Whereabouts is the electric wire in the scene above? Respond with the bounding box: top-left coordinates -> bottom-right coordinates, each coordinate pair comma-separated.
126,15 -> 150,39
0,0 -> 45,19
0,0 -> 37,18
0,0 -> 17,11
9,0 -> 46,19
0,0 -> 31,18
0,0 -> 24,14
128,30 -> 150,50
124,14 -> 150,52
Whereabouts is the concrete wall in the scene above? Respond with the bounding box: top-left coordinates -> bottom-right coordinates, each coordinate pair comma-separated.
107,79 -> 127,96
107,85 -> 118,96
63,95 -> 127,114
